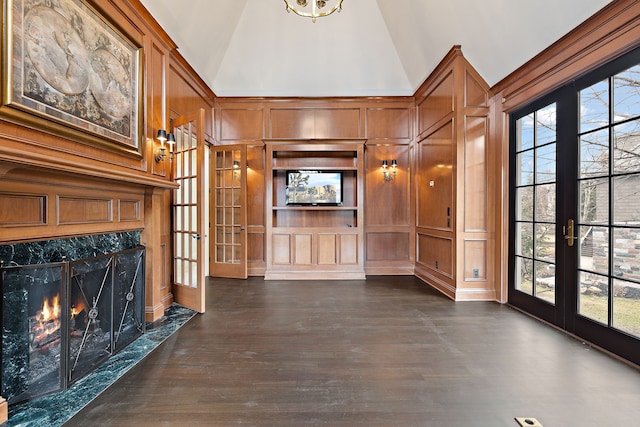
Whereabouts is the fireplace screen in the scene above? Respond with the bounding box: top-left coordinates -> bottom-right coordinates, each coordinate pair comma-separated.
1,247 -> 145,405
1,263 -> 67,404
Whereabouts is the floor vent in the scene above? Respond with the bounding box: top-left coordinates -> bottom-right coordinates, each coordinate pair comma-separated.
515,417 -> 543,427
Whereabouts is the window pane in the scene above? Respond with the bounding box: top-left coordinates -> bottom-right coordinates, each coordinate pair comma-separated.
517,113 -> 534,151
613,120 -> 640,174
515,256 -> 533,295
215,224 -> 224,244
535,223 -> 555,262
613,279 -> 640,338
535,184 -> 555,222
176,205 -> 183,230
516,151 -> 534,185
613,64 -> 640,123
535,103 -> 556,146
580,79 -> 609,133
579,178 -> 609,224
536,144 -> 556,184
580,129 -> 609,178
190,261 -> 198,287
175,259 -> 183,285
515,222 -> 533,258
579,272 -> 609,325
535,260 -> 555,304
613,174 -> 640,225
191,177 -> 197,204
516,187 -> 534,221
613,227 -> 640,282
579,226 -> 609,276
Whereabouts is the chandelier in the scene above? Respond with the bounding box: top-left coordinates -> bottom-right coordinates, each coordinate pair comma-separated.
284,0 -> 344,23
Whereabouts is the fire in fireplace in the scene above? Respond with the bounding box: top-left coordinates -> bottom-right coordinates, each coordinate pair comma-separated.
1,247 -> 145,405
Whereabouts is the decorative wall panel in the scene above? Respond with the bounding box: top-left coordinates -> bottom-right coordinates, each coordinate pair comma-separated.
366,108 -> 411,140
119,200 -> 140,222
57,197 -> 112,224
417,233 -> 453,277
0,194 -> 46,226
418,71 -> 454,135
366,232 -> 410,261
465,71 -> 488,107
339,233 -> 358,265
464,239 -> 487,280
272,234 -> 290,264
464,116 -> 488,232
293,234 -> 312,265
220,109 -> 264,141
417,121 -> 454,230
317,234 -> 337,265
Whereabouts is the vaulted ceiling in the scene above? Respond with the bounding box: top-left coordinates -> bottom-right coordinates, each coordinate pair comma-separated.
139,0 -> 612,97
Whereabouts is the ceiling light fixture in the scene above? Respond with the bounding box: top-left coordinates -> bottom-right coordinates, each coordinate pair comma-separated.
284,0 -> 344,23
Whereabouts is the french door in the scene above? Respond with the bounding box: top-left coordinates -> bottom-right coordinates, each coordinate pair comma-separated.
171,109 -> 206,313
509,48 -> 640,365
210,145 -> 247,279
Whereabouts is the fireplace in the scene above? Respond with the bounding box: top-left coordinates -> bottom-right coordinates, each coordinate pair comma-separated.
1,246 -> 145,405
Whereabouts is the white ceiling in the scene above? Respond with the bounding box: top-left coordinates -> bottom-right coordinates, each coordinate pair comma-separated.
139,0 -> 612,97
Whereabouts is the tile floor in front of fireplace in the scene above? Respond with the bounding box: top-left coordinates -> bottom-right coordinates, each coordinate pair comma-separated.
5,304 -> 197,427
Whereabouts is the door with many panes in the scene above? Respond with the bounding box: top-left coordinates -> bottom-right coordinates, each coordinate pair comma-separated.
510,48 -> 640,365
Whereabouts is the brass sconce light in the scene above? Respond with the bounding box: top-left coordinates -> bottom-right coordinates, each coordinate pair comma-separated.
155,129 -> 175,163
381,159 -> 397,182
166,132 -> 176,160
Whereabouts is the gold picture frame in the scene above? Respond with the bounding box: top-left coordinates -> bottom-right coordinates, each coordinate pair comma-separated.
1,0 -> 143,155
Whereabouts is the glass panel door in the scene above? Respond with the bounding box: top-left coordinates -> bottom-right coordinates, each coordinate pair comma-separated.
510,98 -> 565,326
514,104 -> 558,304
211,145 -> 247,279
576,64 -> 640,340
510,49 -> 640,365
172,109 -> 206,313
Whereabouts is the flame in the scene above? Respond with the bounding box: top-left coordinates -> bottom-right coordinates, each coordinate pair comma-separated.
70,300 -> 86,318
39,294 -> 61,323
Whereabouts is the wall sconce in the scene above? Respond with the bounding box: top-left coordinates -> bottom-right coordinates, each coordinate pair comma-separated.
155,129 -> 167,163
166,132 -> 176,160
381,159 -> 397,182
155,130 -> 175,163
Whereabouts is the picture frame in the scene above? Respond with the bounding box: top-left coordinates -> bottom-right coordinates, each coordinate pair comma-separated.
1,0 -> 143,155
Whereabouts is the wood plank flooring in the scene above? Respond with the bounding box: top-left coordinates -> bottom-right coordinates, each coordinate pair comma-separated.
67,276 -> 640,426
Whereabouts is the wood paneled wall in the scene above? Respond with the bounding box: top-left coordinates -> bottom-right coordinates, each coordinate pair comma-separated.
214,98 -> 414,276
0,0 -> 215,322
413,47 -> 495,301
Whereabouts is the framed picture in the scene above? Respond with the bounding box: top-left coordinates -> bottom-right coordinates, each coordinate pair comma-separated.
1,0 -> 143,155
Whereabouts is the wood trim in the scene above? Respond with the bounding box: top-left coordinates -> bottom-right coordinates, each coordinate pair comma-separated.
118,0 -> 178,51
414,46 -> 463,99
0,146 -> 178,189
494,0 -> 640,111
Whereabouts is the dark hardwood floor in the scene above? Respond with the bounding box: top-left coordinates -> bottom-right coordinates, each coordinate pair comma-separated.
67,276 -> 640,426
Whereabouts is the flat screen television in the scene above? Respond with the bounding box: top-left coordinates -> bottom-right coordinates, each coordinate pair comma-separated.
285,170 -> 343,206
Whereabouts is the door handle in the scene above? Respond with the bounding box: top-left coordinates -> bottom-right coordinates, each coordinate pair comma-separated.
192,234 -> 201,240
564,219 -> 577,247
240,226 -> 245,231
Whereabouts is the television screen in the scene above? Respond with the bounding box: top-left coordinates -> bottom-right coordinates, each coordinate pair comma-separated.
285,170 -> 342,205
